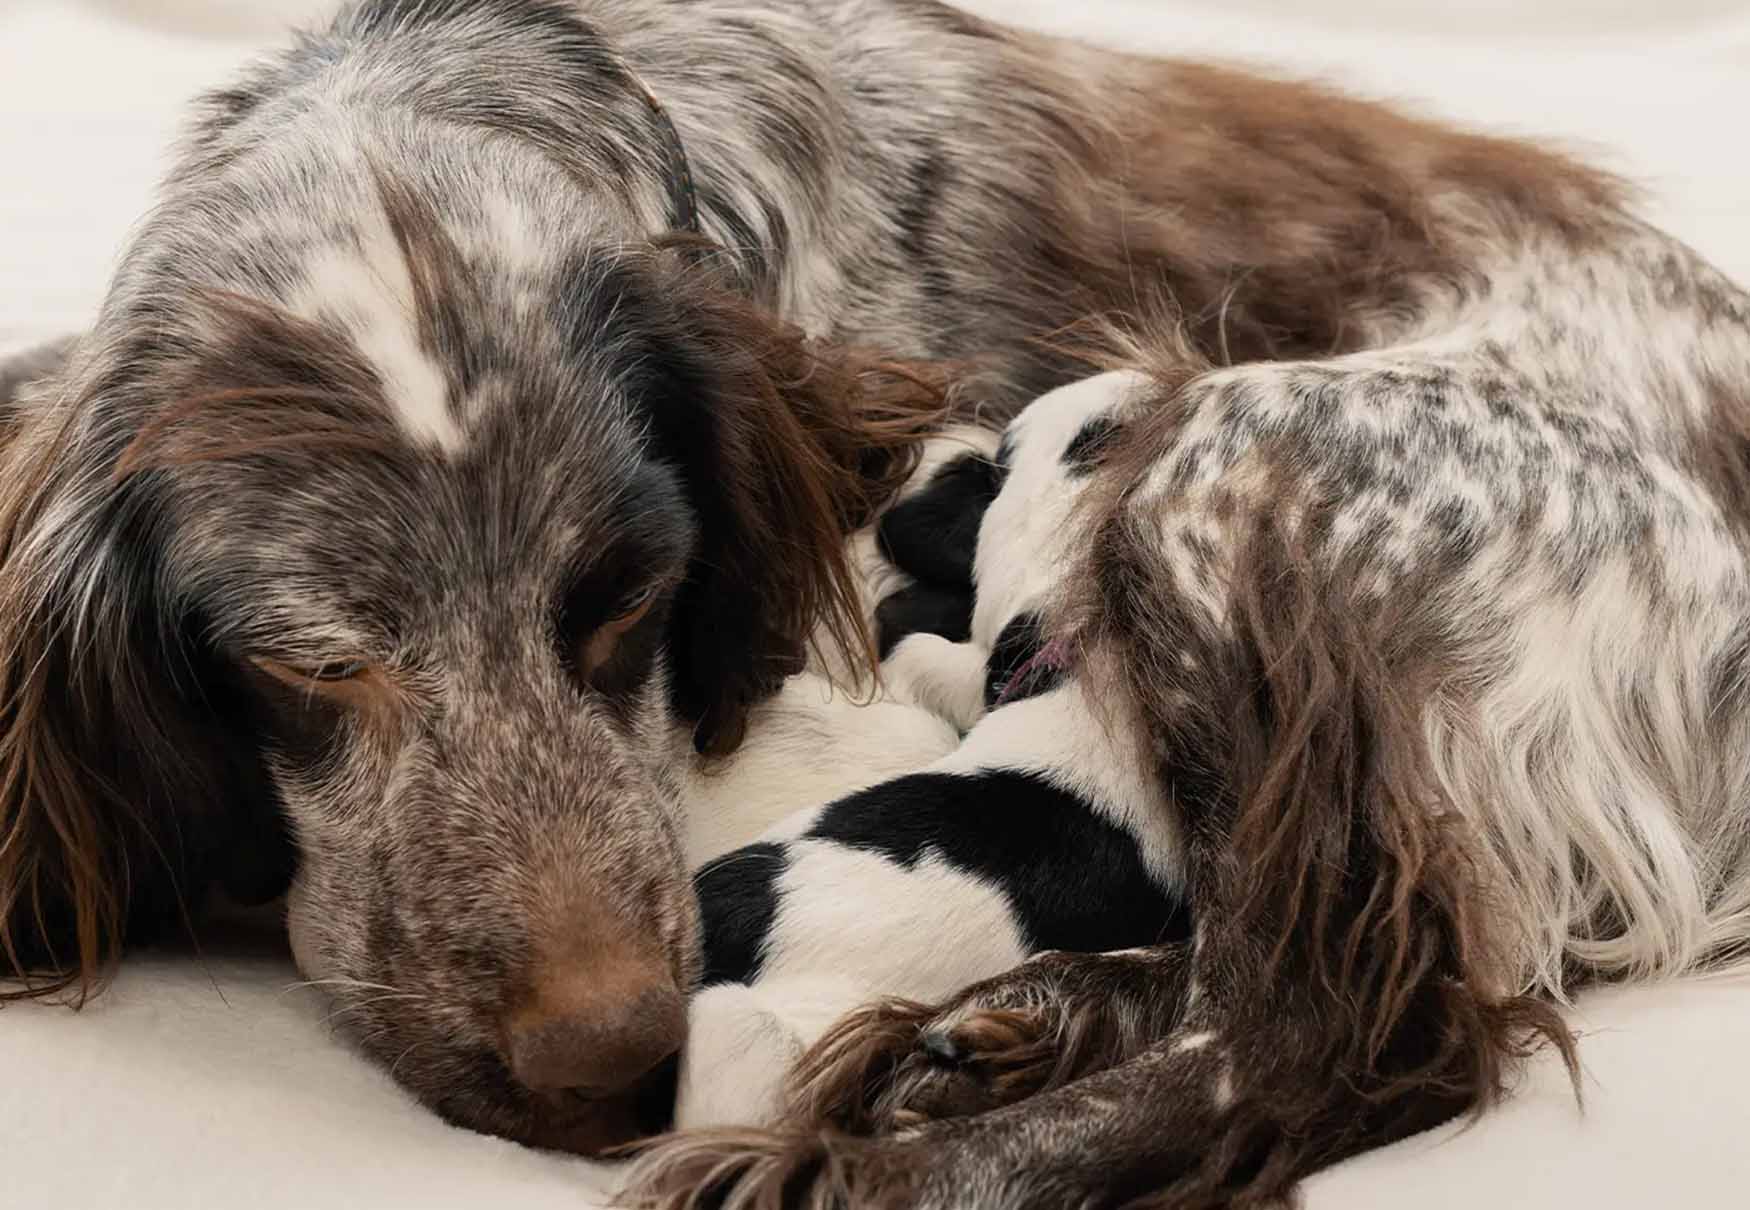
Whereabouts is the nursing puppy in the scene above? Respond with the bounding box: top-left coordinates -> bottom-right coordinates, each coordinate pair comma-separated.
0,0 -> 1727,1166
678,378 -> 1187,1131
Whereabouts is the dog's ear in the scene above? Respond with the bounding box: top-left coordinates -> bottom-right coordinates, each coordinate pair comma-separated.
0,357 -> 291,1003
627,257 -> 952,755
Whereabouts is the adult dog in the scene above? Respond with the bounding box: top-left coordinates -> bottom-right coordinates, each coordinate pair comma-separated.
5,0 -> 1743,1179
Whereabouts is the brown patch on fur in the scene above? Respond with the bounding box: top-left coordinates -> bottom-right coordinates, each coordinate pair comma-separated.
1011,50 -> 1627,381
113,289 -> 399,479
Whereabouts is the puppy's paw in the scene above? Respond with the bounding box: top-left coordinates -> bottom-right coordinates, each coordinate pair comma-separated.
881,633 -> 989,732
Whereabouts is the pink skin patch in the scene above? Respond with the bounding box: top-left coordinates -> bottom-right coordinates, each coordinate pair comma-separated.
995,635 -> 1074,707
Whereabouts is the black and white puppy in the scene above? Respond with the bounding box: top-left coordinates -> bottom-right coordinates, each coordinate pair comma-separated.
677,372 -> 1188,1129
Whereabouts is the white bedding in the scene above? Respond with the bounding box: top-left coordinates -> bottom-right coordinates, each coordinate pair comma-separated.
4,3 -> 1750,1207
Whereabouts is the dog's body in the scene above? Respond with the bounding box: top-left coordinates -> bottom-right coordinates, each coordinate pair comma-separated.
4,0 -> 1750,1200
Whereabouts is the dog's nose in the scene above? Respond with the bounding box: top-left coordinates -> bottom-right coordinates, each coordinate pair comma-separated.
504,969 -> 685,1095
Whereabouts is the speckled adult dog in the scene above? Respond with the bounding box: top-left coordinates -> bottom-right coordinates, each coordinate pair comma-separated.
6,0 -> 1750,1194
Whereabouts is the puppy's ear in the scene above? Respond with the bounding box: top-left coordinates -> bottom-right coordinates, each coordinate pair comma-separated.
634,258 -> 952,755
0,361 -> 289,1003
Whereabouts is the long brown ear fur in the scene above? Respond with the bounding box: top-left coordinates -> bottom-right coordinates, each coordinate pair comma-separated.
638,252 -> 953,755
0,338 -> 293,1004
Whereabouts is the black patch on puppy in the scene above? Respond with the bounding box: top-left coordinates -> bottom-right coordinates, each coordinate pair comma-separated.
696,842 -> 788,986
985,611 -> 1062,708
875,582 -> 974,660
1061,414 -> 1123,476
877,452 -> 1000,587
805,771 -> 1187,955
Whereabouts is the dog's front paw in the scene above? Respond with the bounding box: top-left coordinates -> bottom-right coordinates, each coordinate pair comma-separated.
786,947 -> 1191,1134
854,951 -> 1091,1129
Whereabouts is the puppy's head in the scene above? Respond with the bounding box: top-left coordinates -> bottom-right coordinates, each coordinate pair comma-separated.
972,371 -> 1150,634
0,147 -> 939,1152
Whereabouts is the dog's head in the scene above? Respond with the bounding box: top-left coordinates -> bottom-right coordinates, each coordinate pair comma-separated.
0,128 -> 939,1149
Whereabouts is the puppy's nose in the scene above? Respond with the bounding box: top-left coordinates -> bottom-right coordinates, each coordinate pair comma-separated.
503,969 -> 685,1095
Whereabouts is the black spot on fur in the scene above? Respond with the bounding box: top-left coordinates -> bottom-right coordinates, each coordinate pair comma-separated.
696,842 -> 788,986
806,771 -> 1187,955
875,582 -> 973,660
1061,414 -> 1123,476
877,452 -> 1000,587
895,142 -> 953,305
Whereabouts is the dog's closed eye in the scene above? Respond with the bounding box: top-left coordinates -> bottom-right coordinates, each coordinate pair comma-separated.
580,592 -> 658,677
297,660 -> 369,682
247,655 -> 390,711
555,554 -> 677,703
